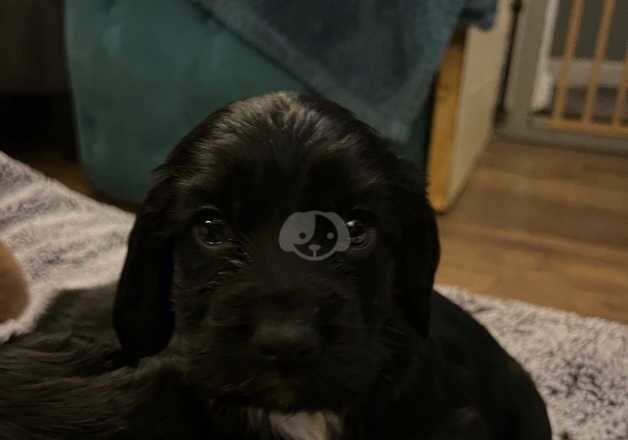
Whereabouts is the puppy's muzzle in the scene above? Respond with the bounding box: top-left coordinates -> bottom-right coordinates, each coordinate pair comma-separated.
252,319 -> 319,362
245,289 -> 342,364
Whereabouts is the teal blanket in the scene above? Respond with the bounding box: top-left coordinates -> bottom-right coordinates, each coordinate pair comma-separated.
196,0 -> 496,142
64,0 -> 492,203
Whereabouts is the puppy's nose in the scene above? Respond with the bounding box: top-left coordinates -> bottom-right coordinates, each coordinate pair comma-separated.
253,320 -> 318,361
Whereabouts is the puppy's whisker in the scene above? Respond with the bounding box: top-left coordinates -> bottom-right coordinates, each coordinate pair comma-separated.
194,351 -> 247,361
218,373 -> 258,392
321,323 -> 367,330
382,324 -> 408,337
206,320 -> 249,328
224,258 -> 246,269
170,281 -> 202,292
236,375 -> 256,388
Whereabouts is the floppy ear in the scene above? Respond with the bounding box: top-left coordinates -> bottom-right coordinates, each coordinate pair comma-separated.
390,159 -> 440,337
114,188 -> 175,360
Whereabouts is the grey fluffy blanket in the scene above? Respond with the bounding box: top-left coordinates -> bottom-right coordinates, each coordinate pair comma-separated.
0,151 -> 626,439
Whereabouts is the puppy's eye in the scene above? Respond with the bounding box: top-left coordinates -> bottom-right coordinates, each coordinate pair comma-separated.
345,215 -> 376,254
346,218 -> 368,247
195,212 -> 228,246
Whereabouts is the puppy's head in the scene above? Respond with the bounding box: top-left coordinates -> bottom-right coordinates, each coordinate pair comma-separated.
114,92 -> 439,411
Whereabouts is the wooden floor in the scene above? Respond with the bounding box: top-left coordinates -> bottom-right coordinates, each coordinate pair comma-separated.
435,140 -> 628,324
6,139 -> 628,324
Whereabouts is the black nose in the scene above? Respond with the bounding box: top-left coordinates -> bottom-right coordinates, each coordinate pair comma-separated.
252,320 -> 319,361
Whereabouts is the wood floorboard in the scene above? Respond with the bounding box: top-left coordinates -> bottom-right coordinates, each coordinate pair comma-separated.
436,140 -> 628,323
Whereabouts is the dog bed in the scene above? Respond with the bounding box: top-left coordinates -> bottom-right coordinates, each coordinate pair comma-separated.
0,151 -> 626,439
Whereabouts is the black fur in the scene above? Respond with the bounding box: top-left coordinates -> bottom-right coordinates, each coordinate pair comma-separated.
0,92 -> 551,439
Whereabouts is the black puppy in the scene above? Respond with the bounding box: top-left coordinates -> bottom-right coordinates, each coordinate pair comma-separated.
0,92 -> 551,439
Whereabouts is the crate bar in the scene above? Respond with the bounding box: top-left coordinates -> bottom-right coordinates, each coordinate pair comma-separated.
612,49 -> 627,127
552,0 -> 584,121
582,0 -> 616,122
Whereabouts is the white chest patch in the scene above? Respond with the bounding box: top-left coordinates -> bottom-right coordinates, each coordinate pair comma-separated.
249,410 -> 342,440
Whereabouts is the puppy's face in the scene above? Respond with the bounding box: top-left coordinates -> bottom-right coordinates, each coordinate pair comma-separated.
114,92 -> 439,413
171,140 -> 394,412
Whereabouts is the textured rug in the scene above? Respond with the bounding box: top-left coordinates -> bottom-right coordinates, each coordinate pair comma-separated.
0,151 -> 626,439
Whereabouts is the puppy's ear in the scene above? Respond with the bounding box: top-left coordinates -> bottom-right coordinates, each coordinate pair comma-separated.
390,159 -> 440,337
114,185 -> 175,360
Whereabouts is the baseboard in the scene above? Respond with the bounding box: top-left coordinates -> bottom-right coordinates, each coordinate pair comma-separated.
550,58 -> 623,88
